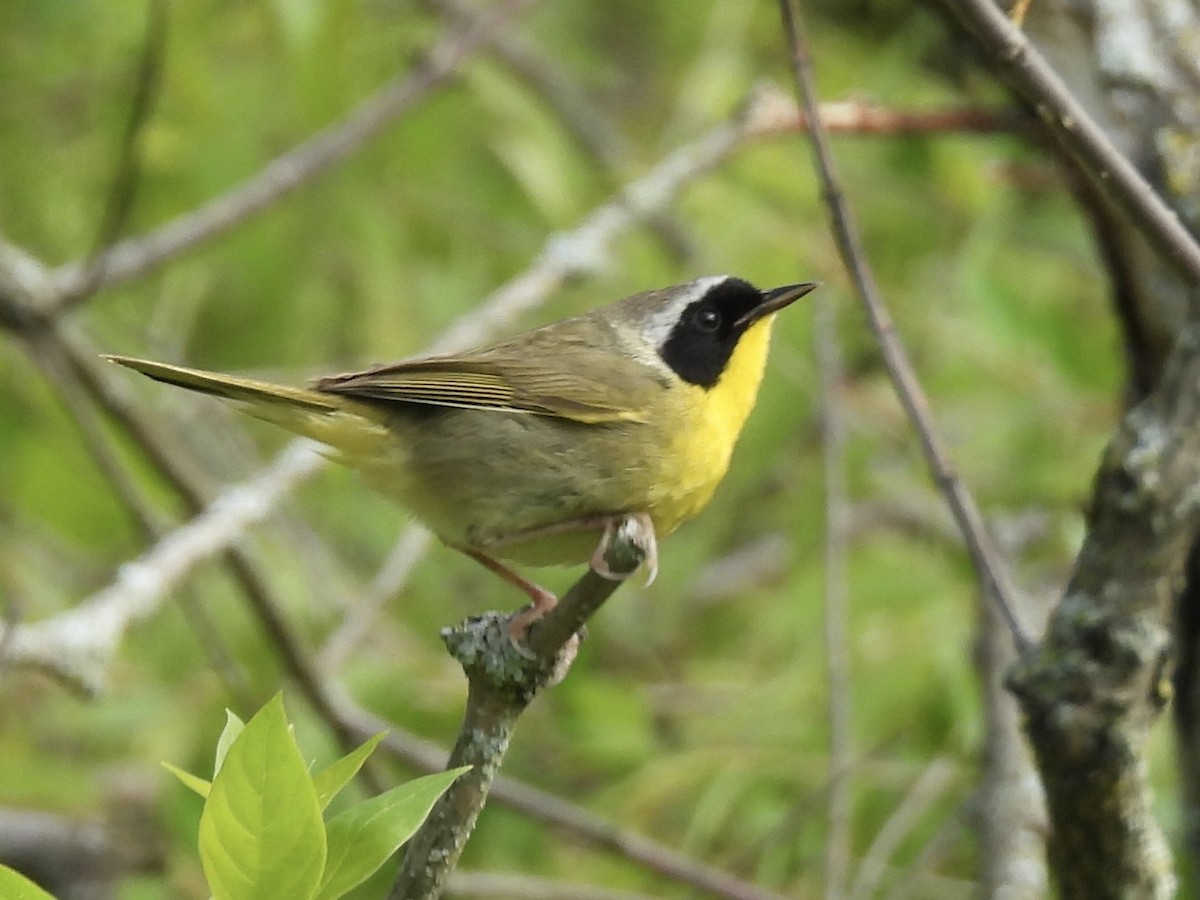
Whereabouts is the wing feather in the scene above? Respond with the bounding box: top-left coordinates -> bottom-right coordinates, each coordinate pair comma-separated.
316,338 -> 664,424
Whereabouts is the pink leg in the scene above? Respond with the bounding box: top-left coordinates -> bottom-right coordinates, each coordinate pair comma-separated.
455,547 -> 559,644
456,512 -> 659,647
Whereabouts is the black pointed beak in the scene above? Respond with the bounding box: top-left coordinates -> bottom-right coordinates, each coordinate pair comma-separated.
736,282 -> 819,327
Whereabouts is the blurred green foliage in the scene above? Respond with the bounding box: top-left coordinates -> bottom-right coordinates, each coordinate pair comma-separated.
0,1 -> 1155,897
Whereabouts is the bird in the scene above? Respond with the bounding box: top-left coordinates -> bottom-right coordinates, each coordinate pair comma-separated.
106,275 -> 815,639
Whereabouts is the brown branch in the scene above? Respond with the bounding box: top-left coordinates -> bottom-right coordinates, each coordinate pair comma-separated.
925,3 -> 1200,895
47,0 -> 541,311
388,517 -> 789,900
776,0 -> 1032,652
791,101 -> 1026,136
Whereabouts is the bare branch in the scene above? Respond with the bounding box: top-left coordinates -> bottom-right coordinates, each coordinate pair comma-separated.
777,0 -> 1032,651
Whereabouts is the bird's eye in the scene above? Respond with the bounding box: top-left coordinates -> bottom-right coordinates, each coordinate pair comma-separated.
694,307 -> 722,332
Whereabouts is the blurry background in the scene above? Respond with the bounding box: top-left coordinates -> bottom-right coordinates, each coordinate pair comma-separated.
0,1 -> 1135,897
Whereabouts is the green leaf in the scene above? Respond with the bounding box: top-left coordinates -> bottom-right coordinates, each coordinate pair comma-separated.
213,708 -> 245,777
312,731 -> 386,811
316,766 -> 470,900
0,865 -> 56,899
163,760 -> 211,798
199,693 -> 326,900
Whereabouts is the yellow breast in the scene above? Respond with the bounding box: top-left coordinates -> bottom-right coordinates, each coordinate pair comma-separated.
647,315 -> 776,536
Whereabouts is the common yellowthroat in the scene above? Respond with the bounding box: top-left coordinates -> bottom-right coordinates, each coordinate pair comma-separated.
107,276 -> 815,632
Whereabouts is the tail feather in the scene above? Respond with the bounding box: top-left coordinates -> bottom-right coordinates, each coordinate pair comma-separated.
102,356 -> 399,461
104,356 -> 338,412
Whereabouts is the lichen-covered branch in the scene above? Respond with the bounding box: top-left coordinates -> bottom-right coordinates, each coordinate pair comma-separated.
1007,324 -> 1200,898
390,523 -> 645,900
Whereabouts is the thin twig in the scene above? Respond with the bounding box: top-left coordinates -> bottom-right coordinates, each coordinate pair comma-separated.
881,800 -> 972,900
387,515 -> 790,900
84,0 -> 167,262
48,0 -> 542,310
816,293 -> 853,899
418,0 -> 634,172
777,0 -> 1032,653
849,758 -> 958,900
317,525 -> 433,672
944,0 -> 1200,283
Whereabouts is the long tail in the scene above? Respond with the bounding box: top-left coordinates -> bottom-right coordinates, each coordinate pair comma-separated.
104,356 -> 389,453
